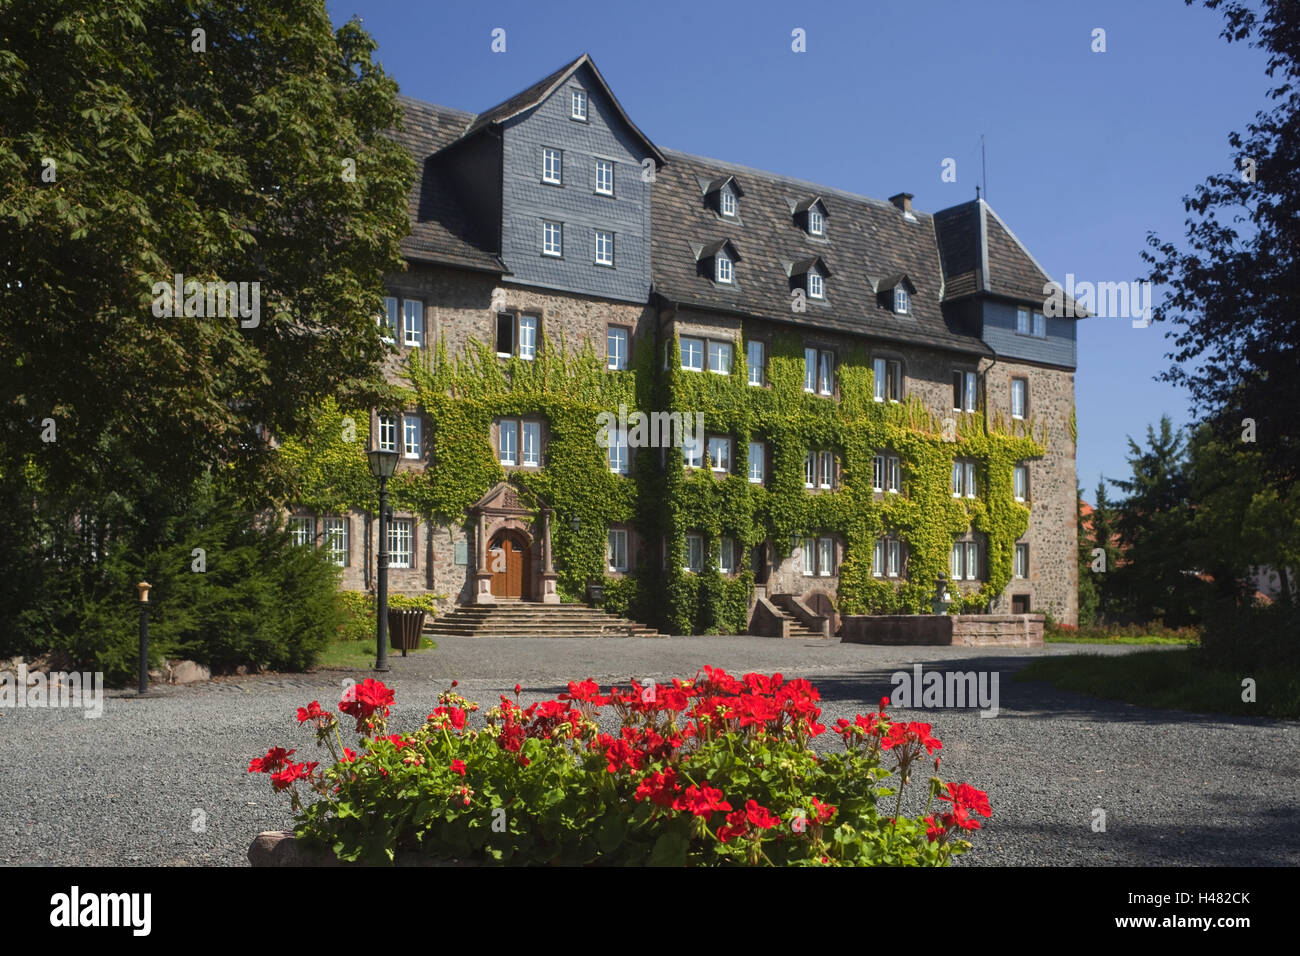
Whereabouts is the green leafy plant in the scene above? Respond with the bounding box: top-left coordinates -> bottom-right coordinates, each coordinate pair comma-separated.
252,670 -> 991,866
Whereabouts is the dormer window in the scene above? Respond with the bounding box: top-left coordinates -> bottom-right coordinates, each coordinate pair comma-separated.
716,252 -> 733,284
877,274 -> 916,315
571,90 -> 587,121
794,197 -> 829,237
699,239 -> 741,286
702,176 -> 744,218
721,188 -> 737,218
789,256 -> 831,300
807,270 -> 824,299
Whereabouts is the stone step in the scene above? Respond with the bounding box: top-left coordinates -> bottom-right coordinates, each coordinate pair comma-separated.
423,602 -> 663,638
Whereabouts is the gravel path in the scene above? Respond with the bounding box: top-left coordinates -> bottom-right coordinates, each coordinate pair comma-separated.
2,636 -> 1295,866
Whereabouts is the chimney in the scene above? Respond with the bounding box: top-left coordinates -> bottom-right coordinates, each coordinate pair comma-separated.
889,192 -> 914,213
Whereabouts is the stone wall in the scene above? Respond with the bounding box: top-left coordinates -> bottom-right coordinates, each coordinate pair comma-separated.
841,613 -> 1044,646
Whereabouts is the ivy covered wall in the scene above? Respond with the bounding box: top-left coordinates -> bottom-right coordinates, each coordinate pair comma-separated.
276,327 -> 1045,636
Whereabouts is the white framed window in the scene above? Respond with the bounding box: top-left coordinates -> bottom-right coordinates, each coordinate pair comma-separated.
1019,308 -> 1046,338
720,188 -> 736,217
497,420 -> 518,466
683,434 -> 703,469
680,336 -> 704,371
1016,308 -> 1031,335
719,537 -> 735,574
819,451 -> 834,489
542,147 -> 562,184
894,287 -> 910,314
953,370 -> 977,412
805,348 -> 833,395
746,340 -> 764,386
595,159 -> 614,195
403,414 -> 422,459
685,533 -> 704,572
708,340 -> 732,375
748,442 -> 764,484
377,414 -> 397,452
322,517 -> 349,567
708,436 -> 731,473
608,528 -> 628,572
595,230 -> 614,266
715,252 -> 733,284
517,315 -> 537,360
607,326 -> 628,370
1014,542 -> 1029,579
817,537 -> 834,577
872,454 -> 901,493
808,207 -> 824,236
521,421 -> 541,467
804,452 -> 816,489
1011,378 -> 1028,419
388,519 -> 413,569
952,460 -> 977,498
801,537 -> 815,576
543,221 -> 563,257
873,537 -> 902,578
380,297 -> 398,342
873,357 -> 901,402
807,270 -> 824,300
571,89 -> 587,120
402,299 -> 423,347
1013,464 -> 1029,502
288,516 -> 315,548
608,428 -> 628,475
951,539 -> 980,581
1033,312 -> 1046,337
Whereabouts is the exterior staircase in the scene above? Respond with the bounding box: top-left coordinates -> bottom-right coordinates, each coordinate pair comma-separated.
423,601 -> 664,639
767,606 -> 825,640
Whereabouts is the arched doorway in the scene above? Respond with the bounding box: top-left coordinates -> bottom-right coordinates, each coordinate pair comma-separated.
488,529 -> 531,599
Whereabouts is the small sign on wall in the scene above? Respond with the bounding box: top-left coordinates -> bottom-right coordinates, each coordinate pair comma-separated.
454,540 -> 468,565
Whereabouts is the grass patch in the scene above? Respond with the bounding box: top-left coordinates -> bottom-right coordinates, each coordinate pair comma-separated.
1016,648 -> 1300,720
316,637 -> 437,670
1044,634 -> 1197,646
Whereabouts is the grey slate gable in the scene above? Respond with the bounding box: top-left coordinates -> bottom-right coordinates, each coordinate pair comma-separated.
497,61 -> 653,303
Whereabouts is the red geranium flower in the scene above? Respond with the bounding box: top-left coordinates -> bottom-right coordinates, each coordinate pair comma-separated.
939,782 -> 992,826
450,759 -> 466,776
810,796 -> 836,823
673,785 -> 732,817
248,747 -> 295,774
745,800 -> 780,830
296,701 -> 333,726
339,678 -> 395,731
717,809 -> 749,843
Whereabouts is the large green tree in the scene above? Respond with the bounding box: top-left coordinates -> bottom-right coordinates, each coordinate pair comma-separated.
1142,0 -> 1300,498
1107,417 -> 1205,626
0,0 -> 412,518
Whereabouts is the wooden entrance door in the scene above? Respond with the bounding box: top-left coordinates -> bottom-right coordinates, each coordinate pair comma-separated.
489,531 -> 530,599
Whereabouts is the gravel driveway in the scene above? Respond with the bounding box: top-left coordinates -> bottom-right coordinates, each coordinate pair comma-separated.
2,636 -> 1295,866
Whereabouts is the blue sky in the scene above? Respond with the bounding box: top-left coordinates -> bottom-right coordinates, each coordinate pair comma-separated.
328,0 -> 1271,499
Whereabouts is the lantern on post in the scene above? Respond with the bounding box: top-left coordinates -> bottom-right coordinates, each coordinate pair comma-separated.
136,581 -> 152,695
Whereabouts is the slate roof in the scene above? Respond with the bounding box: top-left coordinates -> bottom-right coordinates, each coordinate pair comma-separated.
388,57 -> 1082,351
651,148 -> 991,357
390,96 -> 503,272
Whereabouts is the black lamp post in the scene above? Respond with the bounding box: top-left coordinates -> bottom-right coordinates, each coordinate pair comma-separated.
136,581 -> 151,695
367,448 -> 399,672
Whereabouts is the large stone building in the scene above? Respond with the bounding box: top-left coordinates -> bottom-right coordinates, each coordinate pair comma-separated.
288,54 -> 1082,632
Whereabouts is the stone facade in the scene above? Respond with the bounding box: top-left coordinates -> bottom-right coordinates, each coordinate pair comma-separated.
285,55 -> 1083,629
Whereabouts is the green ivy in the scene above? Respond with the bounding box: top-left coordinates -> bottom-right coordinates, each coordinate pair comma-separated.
275,329 -> 1045,634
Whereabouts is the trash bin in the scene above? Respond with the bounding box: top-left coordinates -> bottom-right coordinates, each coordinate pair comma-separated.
387,608 -> 427,655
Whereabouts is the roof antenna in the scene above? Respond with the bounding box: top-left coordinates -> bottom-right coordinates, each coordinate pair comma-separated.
980,133 -> 987,202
